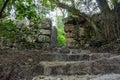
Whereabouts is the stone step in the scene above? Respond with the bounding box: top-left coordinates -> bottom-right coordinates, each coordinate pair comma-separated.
38,56 -> 120,75
32,75 -> 97,80
40,53 -> 111,61
39,61 -> 93,75
32,74 -> 120,80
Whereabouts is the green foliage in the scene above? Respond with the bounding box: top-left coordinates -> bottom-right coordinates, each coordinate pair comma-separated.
57,28 -> 66,46
0,0 -> 55,49
0,0 -> 4,8
0,19 -> 42,49
56,15 -> 66,46
0,20 -> 16,39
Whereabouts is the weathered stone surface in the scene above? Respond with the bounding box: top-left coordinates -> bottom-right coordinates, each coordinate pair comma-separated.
41,43 -> 50,48
90,74 -> 120,80
78,27 -> 85,36
32,75 -> 95,80
41,18 -> 52,29
40,29 -> 51,35
67,61 -> 93,75
39,61 -> 93,75
39,55 -> 120,75
32,64 -> 44,75
58,46 -> 70,54
80,50 -> 91,54
90,53 -> 111,60
51,26 -> 57,47
64,17 -> 87,47
66,38 -> 76,47
37,18 -> 52,47
50,65 -> 67,75
65,32 -> 75,38
40,54 -> 57,61
39,52 -> 111,61
41,24 -> 51,29
64,24 -> 75,32
92,56 -> 120,74
38,35 -> 50,43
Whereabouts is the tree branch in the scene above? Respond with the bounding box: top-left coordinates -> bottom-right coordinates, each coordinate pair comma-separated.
96,0 -> 111,13
54,0 -> 99,35
54,0 -> 90,22
0,0 -> 10,18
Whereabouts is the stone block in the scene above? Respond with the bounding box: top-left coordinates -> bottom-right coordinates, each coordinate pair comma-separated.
64,24 -> 75,32
90,53 -> 111,60
66,38 -> 76,47
41,18 -> 52,29
38,35 -> 50,43
41,24 -> 51,29
40,29 -> 51,35
65,32 -> 75,38
79,27 -> 85,36
92,56 -> 120,74
40,54 -> 56,61
58,46 -> 70,54
67,61 -> 93,75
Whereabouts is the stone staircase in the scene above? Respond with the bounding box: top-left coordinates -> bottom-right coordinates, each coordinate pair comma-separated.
32,48 -> 120,80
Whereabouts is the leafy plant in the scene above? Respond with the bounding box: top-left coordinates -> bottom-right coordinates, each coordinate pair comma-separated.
57,28 -> 66,46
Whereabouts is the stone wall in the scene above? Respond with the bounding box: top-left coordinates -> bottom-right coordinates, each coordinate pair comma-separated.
64,17 -> 87,47
38,18 -> 57,47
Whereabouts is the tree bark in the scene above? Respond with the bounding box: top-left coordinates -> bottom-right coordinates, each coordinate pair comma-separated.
0,0 -> 10,19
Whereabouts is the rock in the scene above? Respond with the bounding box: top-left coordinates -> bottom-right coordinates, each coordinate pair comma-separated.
38,35 -> 50,43
64,24 -> 75,32
80,50 -> 91,54
65,32 -> 75,38
66,38 -> 76,47
41,18 -> 52,29
40,29 -> 51,35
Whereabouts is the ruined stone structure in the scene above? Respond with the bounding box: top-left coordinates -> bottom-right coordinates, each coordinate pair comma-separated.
38,18 -> 57,47
64,17 -> 87,47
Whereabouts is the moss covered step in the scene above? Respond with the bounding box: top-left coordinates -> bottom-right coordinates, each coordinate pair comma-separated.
39,53 -> 111,61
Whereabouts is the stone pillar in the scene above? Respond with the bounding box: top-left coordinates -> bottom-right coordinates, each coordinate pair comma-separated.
51,26 -> 57,47
38,18 -> 52,47
37,18 -> 57,48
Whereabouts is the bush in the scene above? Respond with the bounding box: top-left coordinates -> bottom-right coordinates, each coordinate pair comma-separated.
57,28 -> 66,46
